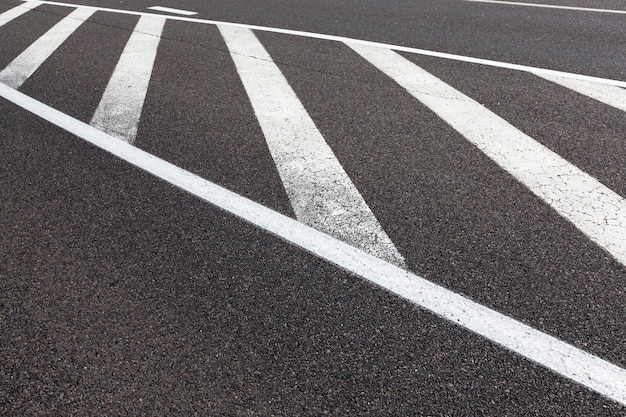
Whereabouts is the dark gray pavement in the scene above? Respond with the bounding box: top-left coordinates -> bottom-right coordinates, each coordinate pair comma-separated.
53,0 -> 626,80
1,96 -> 623,416
1,0 -> 625,414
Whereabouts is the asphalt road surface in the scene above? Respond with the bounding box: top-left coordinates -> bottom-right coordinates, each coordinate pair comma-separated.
1,0 -> 625,415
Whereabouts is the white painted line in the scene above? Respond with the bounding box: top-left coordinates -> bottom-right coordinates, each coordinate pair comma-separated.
347,42 -> 626,268
0,1 -> 40,27
534,72 -> 626,113
219,25 -> 405,266
147,6 -> 197,16
462,0 -> 626,15
2,82 -> 626,406
90,15 -> 165,143
0,7 -> 94,89
17,0 -> 626,88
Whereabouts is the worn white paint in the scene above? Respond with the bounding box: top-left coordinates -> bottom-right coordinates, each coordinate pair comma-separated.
0,7 -> 94,89
90,15 -> 165,143
0,1 -> 40,28
147,6 -> 197,16
534,72 -> 626,113
347,42 -> 626,268
2,81 -> 626,406
219,25 -> 405,266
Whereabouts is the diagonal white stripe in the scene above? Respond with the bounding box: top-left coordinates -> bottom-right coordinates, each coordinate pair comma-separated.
219,25 -> 406,267
0,7 -> 94,89
347,42 -> 626,268
90,15 -> 165,143
147,6 -> 197,16
1,81 -> 625,406
534,72 -> 626,113
0,1 -> 40,27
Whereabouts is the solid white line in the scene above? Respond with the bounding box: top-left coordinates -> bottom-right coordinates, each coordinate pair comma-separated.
90,15 -> 165,143
2,81 -> 626,406
219,25 -> 405,266
0,1 -> 40,27
18,0 -> 626,88
462,0 -> 626,15
534,72 -> 626,113
0,7 -> 94,89
347,42 -> 626,268
147,6 -> 197,16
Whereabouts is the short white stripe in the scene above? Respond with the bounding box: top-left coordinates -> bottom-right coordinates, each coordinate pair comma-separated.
0,1 -> 40,27
90,15 -> 165,143
1,82 -> 625,406
462,0 -> 626,15
347,43 -> 626,268
17,0 -> 626,88
0,7 -> 94,89
534,72 -> 626,113
147,6 -> 197,16
219,25 -> 405,266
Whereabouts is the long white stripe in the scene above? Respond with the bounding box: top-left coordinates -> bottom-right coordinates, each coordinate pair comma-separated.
219,25 -> 405,267
90,15 -> 165,143
0,7 -> 94,89
463,0 -> 626,15
347,43 -> 626,268
147,6 -> 197,16
0,1 -> 39,27
2,81 -> 625,406
534,72 -> 626,113
17,0 -> 626,88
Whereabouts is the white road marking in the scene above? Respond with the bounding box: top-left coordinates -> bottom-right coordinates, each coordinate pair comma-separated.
2,82 -> 626,406
0,1 -> 39,27
462,0 -> 626,15
18,0 -> 626,88
147,6 -> 197,16
219,25 -> 405,267
347,43 -> 626,268
90,15 -> 165,143
0,7 -> 94,89
534,72 -> 626,113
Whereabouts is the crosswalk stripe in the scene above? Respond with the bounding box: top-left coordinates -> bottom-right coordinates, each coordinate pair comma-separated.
219,25 -> 406,267
0,1 -> 39,27
348,42 -> 626,268
534,72 -> 626,113
90,15 -> 165,143
0,7 -> 94,89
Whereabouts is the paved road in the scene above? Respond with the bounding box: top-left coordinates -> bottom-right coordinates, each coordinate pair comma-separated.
1,0 -> 625,415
